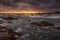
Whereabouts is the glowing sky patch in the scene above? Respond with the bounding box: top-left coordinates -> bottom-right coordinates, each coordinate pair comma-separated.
0,0 -> 60,13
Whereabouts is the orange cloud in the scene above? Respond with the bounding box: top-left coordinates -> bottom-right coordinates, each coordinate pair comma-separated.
0,5 -> 47,14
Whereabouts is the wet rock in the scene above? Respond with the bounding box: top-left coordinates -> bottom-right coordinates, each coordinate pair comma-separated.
0,26 -> 20,40
2,16 -> 18,20
55,27 -> 60,30
49,36 -> 60,40
0,20 -> 4,24
31,21 -> 55,27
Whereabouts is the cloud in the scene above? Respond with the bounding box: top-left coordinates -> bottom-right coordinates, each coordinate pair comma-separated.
0,0 -> 60,12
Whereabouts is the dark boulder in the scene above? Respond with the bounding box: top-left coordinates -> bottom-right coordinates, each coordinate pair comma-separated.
0,20 -> 4,24
54,27 -> 60,30
31,21 -> 55,27
49,36 -> 60,40
2,16 -> 18,20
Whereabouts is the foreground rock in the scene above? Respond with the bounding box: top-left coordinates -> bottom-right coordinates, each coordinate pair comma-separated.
0,26 -> 21,40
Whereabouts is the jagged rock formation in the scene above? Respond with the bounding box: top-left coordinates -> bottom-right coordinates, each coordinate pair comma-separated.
0,26 -> 20,40
2,16 -> 18,20
31,21 -> 55,27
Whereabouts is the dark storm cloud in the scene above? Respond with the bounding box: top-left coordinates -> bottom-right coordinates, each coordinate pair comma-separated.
27,0 -> 60,12
0,0 -> 12,6
0,0 -> 60,12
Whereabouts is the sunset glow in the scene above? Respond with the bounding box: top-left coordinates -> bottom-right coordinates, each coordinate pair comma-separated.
0,10 -> 45,14
0,5 -> 47,14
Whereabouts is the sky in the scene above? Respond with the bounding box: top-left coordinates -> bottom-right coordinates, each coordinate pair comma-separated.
0,0 -> 60,13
